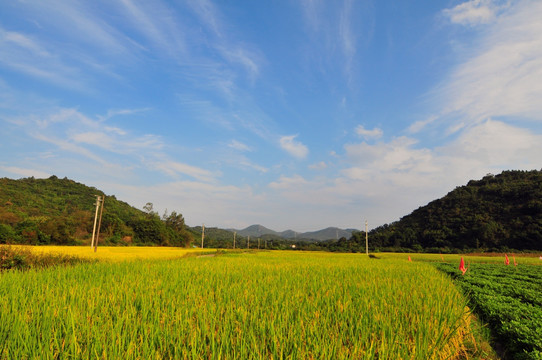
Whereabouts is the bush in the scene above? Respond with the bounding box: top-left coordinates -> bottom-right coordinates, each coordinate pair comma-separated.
0,245 -> 94,271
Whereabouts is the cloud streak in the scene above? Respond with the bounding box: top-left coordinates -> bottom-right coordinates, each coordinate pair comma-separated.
279,135 -> 309,159
443,0 -> 500,25
436,0 -> 542,127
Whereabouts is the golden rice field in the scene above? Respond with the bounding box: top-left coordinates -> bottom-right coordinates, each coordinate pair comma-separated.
0,247 -> 507,359
25,245 -> 542,265
29,245 -> 211,262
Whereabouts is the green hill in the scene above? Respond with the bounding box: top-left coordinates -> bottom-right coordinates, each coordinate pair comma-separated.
0,176 -> 192,246
367,170 -> 542,252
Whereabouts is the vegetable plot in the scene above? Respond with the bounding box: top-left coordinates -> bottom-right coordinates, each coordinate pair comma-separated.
435,262 -> 542,360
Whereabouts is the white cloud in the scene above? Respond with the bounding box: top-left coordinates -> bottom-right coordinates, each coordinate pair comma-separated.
269,174 -> 308,190
439,119 -> 542,168
117,0 -> 186,58
218,46 -> 261,81
238,160 -> 268,173
105,180 -> 266,228
150,161 -> 218,182
309,161 -> 327,170
443,0 -> 499,26
98,108 -> 151,122
407,115 -> 437,134
228,140 -> 251,152
0,166 -> 50,179
185,0 -> 262,81
339,0 -> 356,77
437,0 -> 542,124
0,27 -> 84,90
300,0 -> 323,32
279,135 -> 309,159
355,125 -> 383,139
335,119 -> 542,226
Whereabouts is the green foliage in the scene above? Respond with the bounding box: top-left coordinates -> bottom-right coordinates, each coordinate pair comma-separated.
435,262 -> 542,360
0,176 -> 192,247
0,245 -> 93,271
369,170 -> 542,252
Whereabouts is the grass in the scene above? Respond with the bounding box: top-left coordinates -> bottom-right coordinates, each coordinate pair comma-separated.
0,249 -> 498,359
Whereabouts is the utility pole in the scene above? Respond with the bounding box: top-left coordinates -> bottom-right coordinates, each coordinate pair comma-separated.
91,195 -> 101,248
258,237 -> 260,249
201,224 -> 205,248
248,236 -> 250,249
94,196 -> 105,253
233,231 -> 236,249
365,220 -> 369,256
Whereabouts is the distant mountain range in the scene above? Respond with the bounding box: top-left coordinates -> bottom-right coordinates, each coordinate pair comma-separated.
233,224 -> 358,241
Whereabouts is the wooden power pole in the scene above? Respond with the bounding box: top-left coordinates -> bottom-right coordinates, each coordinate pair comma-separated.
201,224 -> 205,248
365,220 -> 369,255
91,195 -> 101,249
233,231 -> 236,249
94,196 -> 105,253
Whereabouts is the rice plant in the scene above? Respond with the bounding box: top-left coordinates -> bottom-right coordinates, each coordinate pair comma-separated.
0,251 -> 488,359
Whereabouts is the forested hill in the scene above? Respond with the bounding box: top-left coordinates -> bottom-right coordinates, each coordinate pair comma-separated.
368,170 -> 542,251
0,176 -> 192,246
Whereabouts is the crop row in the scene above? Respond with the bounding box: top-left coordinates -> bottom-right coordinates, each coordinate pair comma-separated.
1,252 -> 486,359
434,262 -> 542,360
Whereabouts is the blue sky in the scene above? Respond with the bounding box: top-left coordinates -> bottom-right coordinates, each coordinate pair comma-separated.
1,0 -> 541,232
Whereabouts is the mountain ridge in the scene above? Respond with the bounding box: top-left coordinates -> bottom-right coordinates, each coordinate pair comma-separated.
233,224 -> 358,241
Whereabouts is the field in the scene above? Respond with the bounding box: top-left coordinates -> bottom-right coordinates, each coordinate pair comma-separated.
29,245 -> 211,262
0,248 -> 500,359
435,261 -> 542,360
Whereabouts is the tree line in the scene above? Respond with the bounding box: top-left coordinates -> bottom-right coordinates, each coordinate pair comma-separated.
1,170 -> 541,251
0,176 -> 192,246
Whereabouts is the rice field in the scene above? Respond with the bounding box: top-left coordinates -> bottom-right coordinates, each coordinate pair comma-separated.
28,245 -> 210,262
0,249 -> 497,359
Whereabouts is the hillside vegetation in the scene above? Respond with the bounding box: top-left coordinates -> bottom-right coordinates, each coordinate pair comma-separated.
0,176 -> 192,246
364,170 -> 542,252
1,170 -> 541,251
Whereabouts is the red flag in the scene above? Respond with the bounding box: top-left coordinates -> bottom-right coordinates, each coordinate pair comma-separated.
459,257 -> 467,275
513,254 -> 518,266
440,253 -> 444,261
504,253 -> 510,265
408,255 -> 412,262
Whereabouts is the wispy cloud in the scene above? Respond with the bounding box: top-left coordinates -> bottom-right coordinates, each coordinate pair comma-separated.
269,174 -> 308,190
98,108 -> 151,122
0,27 -> 84,90
106,180 -> 265,228
310,120 -> 542,227
309,161 -> 327,170
339,0 -> 356,78
116,0 -> 186,58
442,0 -> 502,26
228,140 -> 251,152
0,166 -> 50,179
298,0 -> 370,85
355,125 -> 383,139
185,0 -> 262,81
279,135 -> 309,159
407,115 -> 438,134
150,160 -> 218,182
300,0 -> 323,32
436,0 -> 542,126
